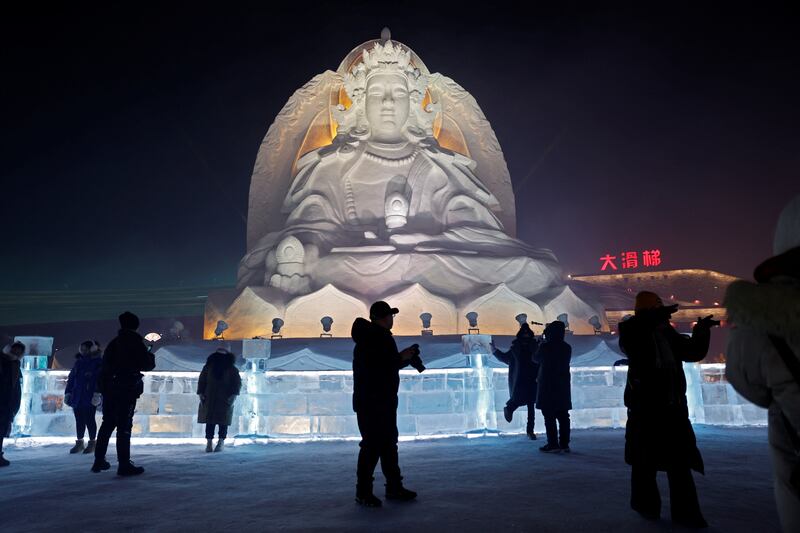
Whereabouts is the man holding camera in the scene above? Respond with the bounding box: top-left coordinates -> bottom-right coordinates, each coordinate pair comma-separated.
92,311 -> 156,476
619,291 -> 719,528
351,301 -> 423,507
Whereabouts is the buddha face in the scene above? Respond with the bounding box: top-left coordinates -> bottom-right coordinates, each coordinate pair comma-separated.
365,73 -> 410,143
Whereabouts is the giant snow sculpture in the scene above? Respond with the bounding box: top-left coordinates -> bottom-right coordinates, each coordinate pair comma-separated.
206,30 -> 605,338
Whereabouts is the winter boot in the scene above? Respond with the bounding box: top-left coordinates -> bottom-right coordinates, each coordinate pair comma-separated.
385,484 -> 417,501
83,440 -> 96,454
214,439 -> 225,452
117,461 -> 145,477
355,490 -> 382,507
0,453 -> 9,467
90,459 -> 111,473
69,439 -> 85,454
356,478 -> 382,507
560,445 -> 571,453
503,405 -> 513,423
205,439 -> 213,453
527,430 -> 537,440
539,443 -> 562,453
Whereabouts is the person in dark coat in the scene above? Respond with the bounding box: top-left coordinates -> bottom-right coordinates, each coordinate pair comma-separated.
0,341 -> 25,467
534,321 -> 572,453
92,311 -> 155,476
619,291 -> 718,528
65,340 -> 103,454
198,348 -> 242,453
492,323 -> 540,439
351,301 -> 419,507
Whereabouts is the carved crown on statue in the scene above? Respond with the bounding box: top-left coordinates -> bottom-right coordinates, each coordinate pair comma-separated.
205,29 -> 607,339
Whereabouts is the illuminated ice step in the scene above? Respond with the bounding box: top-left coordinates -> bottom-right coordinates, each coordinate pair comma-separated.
14,364 -> 766,439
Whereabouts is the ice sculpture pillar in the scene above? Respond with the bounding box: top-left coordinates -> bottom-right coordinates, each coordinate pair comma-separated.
462,335 -> 498,434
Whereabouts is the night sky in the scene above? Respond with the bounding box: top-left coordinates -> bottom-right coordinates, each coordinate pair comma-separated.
4,3 -> 798,291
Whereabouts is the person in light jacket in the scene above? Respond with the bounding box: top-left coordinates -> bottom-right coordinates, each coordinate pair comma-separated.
725,194 -> 800,532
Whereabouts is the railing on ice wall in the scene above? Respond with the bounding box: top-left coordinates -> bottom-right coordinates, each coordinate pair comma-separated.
14,362 -> 766,440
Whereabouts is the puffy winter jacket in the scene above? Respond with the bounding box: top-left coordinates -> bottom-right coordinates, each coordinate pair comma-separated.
351,318 -> 410,412
99,329 -> 155,398
725,248 -> 800,532
65,354 -> 103,409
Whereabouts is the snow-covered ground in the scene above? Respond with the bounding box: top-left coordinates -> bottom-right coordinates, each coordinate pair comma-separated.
0,427 -> 779,532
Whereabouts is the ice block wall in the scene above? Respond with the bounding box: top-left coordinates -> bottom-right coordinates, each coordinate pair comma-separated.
16,364 -> 766,439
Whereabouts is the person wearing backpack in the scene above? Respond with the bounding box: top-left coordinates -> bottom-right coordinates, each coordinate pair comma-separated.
726,195 -> 800,532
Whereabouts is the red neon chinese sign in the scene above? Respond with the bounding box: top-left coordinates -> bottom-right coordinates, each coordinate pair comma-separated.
600,249 -> 662,271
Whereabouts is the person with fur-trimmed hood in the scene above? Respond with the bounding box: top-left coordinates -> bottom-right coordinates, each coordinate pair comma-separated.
492,323 -> 540,439
619,291 -> 718,528
198,347 -> 241,453
0,341 -> 25,467
65,340 -> 103,455
725,194 -> 800,533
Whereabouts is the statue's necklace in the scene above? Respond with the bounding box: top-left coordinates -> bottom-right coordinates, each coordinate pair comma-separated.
363,143 -> 418,167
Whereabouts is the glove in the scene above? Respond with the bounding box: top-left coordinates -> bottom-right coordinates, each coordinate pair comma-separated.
227,395 -> 236,405
199,394 -> 206,402
64,393 -> 72,407
696,315 -> 721,329
91,393 -> 102,407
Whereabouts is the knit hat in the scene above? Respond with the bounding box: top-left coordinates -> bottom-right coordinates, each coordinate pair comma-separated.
634,291 -> 663,312
119,311 -> 140,330
516,322 -> 534,338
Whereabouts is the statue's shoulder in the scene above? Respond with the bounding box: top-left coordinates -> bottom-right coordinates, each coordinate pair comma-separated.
296,134 -> 364,171
417,138 -> 477,171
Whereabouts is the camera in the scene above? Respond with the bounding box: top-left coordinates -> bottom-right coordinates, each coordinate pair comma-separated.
408,344 -> 425,373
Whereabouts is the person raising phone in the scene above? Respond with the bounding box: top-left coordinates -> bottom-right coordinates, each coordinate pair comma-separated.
619,291 -> 719,528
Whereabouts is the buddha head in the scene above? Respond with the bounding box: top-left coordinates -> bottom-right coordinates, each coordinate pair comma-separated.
365,72 -> 410,143
341,40 -> 429,143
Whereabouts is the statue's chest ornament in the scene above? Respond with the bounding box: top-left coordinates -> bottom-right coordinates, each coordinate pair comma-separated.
362,148 -> 418,168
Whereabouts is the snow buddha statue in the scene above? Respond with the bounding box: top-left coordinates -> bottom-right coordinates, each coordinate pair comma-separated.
208,31 -> 605,338
240,37 -> 562,299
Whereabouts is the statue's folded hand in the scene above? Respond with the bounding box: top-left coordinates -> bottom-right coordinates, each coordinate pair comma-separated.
269,272 -> 311,295
388,232 -> 437,250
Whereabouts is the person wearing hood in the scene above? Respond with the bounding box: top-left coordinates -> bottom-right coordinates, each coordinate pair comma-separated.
65,340 -> 103,455
92,311 -> 155,476
725,194 -> 800,532
351,301 -> 420,507
491,322 -> 540,439
619,291 -> 719,528
198,347 -> 241,453
0,341 -> 25,467
534,321 -> 572,453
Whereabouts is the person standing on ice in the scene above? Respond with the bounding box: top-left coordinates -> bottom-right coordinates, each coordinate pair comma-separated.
351,301 -> 420,507
724,194 -> 800,533
491,322 -> 540,439
197,347 -> 241,453
619,291 -> 718,528
91,311 -> 155,476
0,341 -> 25,467
534,320 -> 572,453
65,340 -> 103,455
